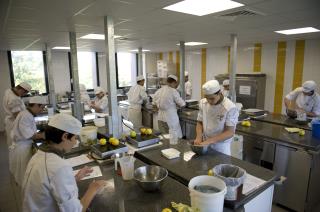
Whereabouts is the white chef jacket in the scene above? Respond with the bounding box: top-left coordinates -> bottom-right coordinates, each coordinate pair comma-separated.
286,87 -> 320,116
128,84 -> 148,109
2,88 -> 26,146
222,89 -> 230,98
22,150 -> 82,212
94,95 -> 108,113
197,97 -> 239,155
80,92 -> 91,105
9,109 -> 36,185
185,81 -> 192,99
153,85 -> 185,138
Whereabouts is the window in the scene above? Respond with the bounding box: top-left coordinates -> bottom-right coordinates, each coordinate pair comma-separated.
77,52 -> 98,90
9,51 -> 48,94
116,52 -> 137,88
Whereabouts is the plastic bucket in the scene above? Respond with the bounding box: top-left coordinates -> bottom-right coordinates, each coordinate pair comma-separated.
80,126 -> 97,146
312,120 -> 320,139
188,175 -> 226,212
115,156 -> 135,180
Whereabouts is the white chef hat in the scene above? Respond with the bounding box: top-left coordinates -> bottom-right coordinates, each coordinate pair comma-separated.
168,74 -> 178,81
18,82 -> 32,92
185,72 -> 189,77
223,79 -> 230,86
79,84 -> 86,92
95,87 -> 105,94
48,114 -> 82,135
202,80 -> 221,95
302,81 -> 317,93
29,96 -> 47,105
136,75 -> 145,82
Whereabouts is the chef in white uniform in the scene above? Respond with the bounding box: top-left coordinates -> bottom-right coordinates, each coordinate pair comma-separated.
127,75 -> 148,130
9,96 -> 46,186
222,79 -> 230,98
284,80 -> 320,117
185,72 -> 192,100
22,114 -> 107,212
194,80 -> 239,155
153,75 -> 186,137
2,82 -> 32,146
91,87 -> 108,113
80,84 -> 91,104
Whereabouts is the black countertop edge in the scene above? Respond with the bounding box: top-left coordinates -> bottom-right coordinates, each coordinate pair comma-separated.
252,117 -> 311,131
236,129 -> 320,152
134,151 -> 274,210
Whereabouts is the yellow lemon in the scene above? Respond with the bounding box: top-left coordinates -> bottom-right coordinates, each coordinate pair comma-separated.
109,137 -> 116,143
130,131 -> 137,138
145,128 -> 153,135
99,138 -> 107,145
245,121 -> 251,127
111,138 -> 120,146
162,208 -> 172,212
140,128 -> 147,134
208,169 -> 214,176
299,130 -> 305,136
241,121 -> 247,126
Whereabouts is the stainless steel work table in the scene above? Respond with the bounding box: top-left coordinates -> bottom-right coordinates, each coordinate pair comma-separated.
134,140 -> 276,210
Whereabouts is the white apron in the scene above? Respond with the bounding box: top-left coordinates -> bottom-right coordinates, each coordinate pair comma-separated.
202,101 -> 232,155
128,104 -> 142,130
9,139 -> 33,186
5,118 -> 14,146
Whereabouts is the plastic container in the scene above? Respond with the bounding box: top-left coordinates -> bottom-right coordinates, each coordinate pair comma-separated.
188,175 -> 226,212
80,126 -> 98,146
169,130 -> 178,145
312,120 -> 320,139
93,118 -> 105,127
115,155 -> 136,180
213,164 -> 246,201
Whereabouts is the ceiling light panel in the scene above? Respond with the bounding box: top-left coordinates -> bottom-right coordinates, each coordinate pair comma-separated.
131,49 -> 150,52
52,46 -> 70,50
163,0 -> 244,16
80,33 -> 122,40
177,42 -> 208,46
275,27 -> 320,35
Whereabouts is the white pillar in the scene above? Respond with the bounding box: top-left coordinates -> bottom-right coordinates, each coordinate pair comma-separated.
104,16 -> 121,137
138,47 -> 143,76
179,41 -> 186,100
69,32 -> 82,121
45,43 -> 56,110
229,34 -> 237,103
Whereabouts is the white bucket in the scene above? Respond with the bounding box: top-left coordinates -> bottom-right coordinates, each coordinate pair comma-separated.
188,175 -> 226,212
80,126 -> 98,145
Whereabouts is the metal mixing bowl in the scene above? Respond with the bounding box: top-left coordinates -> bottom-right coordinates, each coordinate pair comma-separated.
134,165 -> 168,192
189,140 -> 209,155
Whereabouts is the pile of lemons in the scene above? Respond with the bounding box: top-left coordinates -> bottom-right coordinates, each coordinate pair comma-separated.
99,137 -> 119,146
129,128 -> 153,138
241,120 -> 251,127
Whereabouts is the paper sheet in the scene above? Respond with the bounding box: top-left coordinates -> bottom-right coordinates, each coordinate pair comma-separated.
73,166 -> 103,180
183,151 -> 195,161
66,154 -> 94,167
242,173 -> 266,195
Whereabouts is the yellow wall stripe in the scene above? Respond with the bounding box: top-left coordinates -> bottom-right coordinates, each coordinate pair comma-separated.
176,51 -> 180,80
201,48 -> 207,97
159,53 -> 163,60
273,41 -> 287,114
168,52 -> 173,62
253,43 -> 262,72
227,46 -> 230,73
292,40 -> 305,90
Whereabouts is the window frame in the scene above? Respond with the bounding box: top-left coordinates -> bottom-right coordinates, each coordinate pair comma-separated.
67,51 -> 100,91
115,52 -> 138,89
7,50 -> 49,95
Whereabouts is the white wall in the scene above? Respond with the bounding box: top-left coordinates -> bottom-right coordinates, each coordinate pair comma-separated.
51,52 -> 71,95
0,51 -> 12,131
206,47 -> 229,80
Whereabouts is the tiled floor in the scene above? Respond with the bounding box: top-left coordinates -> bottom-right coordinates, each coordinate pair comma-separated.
0,132 -> 18,212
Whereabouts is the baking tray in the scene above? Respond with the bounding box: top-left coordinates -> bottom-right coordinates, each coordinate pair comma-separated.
91,142 -> 128,159
126,134 -> 160,148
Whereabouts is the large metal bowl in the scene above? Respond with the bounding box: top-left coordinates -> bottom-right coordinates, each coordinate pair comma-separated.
134,165 -> 168,192
188,140 -> 209,155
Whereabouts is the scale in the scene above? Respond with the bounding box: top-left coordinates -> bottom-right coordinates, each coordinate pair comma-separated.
126,134 -> 160,148
91,142 -> 128,159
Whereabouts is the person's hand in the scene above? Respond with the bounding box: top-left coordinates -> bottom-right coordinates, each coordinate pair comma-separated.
88,180 -> 108,194
75,166 -> 93,181
194,137 -> 202,145
199,139 -> 212,146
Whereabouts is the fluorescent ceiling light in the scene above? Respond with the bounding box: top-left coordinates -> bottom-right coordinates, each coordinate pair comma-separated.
177,42 -> 208,46
275,27 -> 320,35
52,46 -> 70,50
163,0 -> 244,16
131,49 -> 150,52
80,33 -> 122,40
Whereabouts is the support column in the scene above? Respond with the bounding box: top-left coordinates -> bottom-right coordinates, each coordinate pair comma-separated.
104,16 -> 121,137
229,34 -> 238,103
69,32 -> 82,121
179,41 -> 186,100
138,47 -> 143,76
45,43 -> 56,110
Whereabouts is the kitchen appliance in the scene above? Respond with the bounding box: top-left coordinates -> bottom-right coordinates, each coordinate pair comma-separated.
91,142 -> 128,159
127,134 -> 160,148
